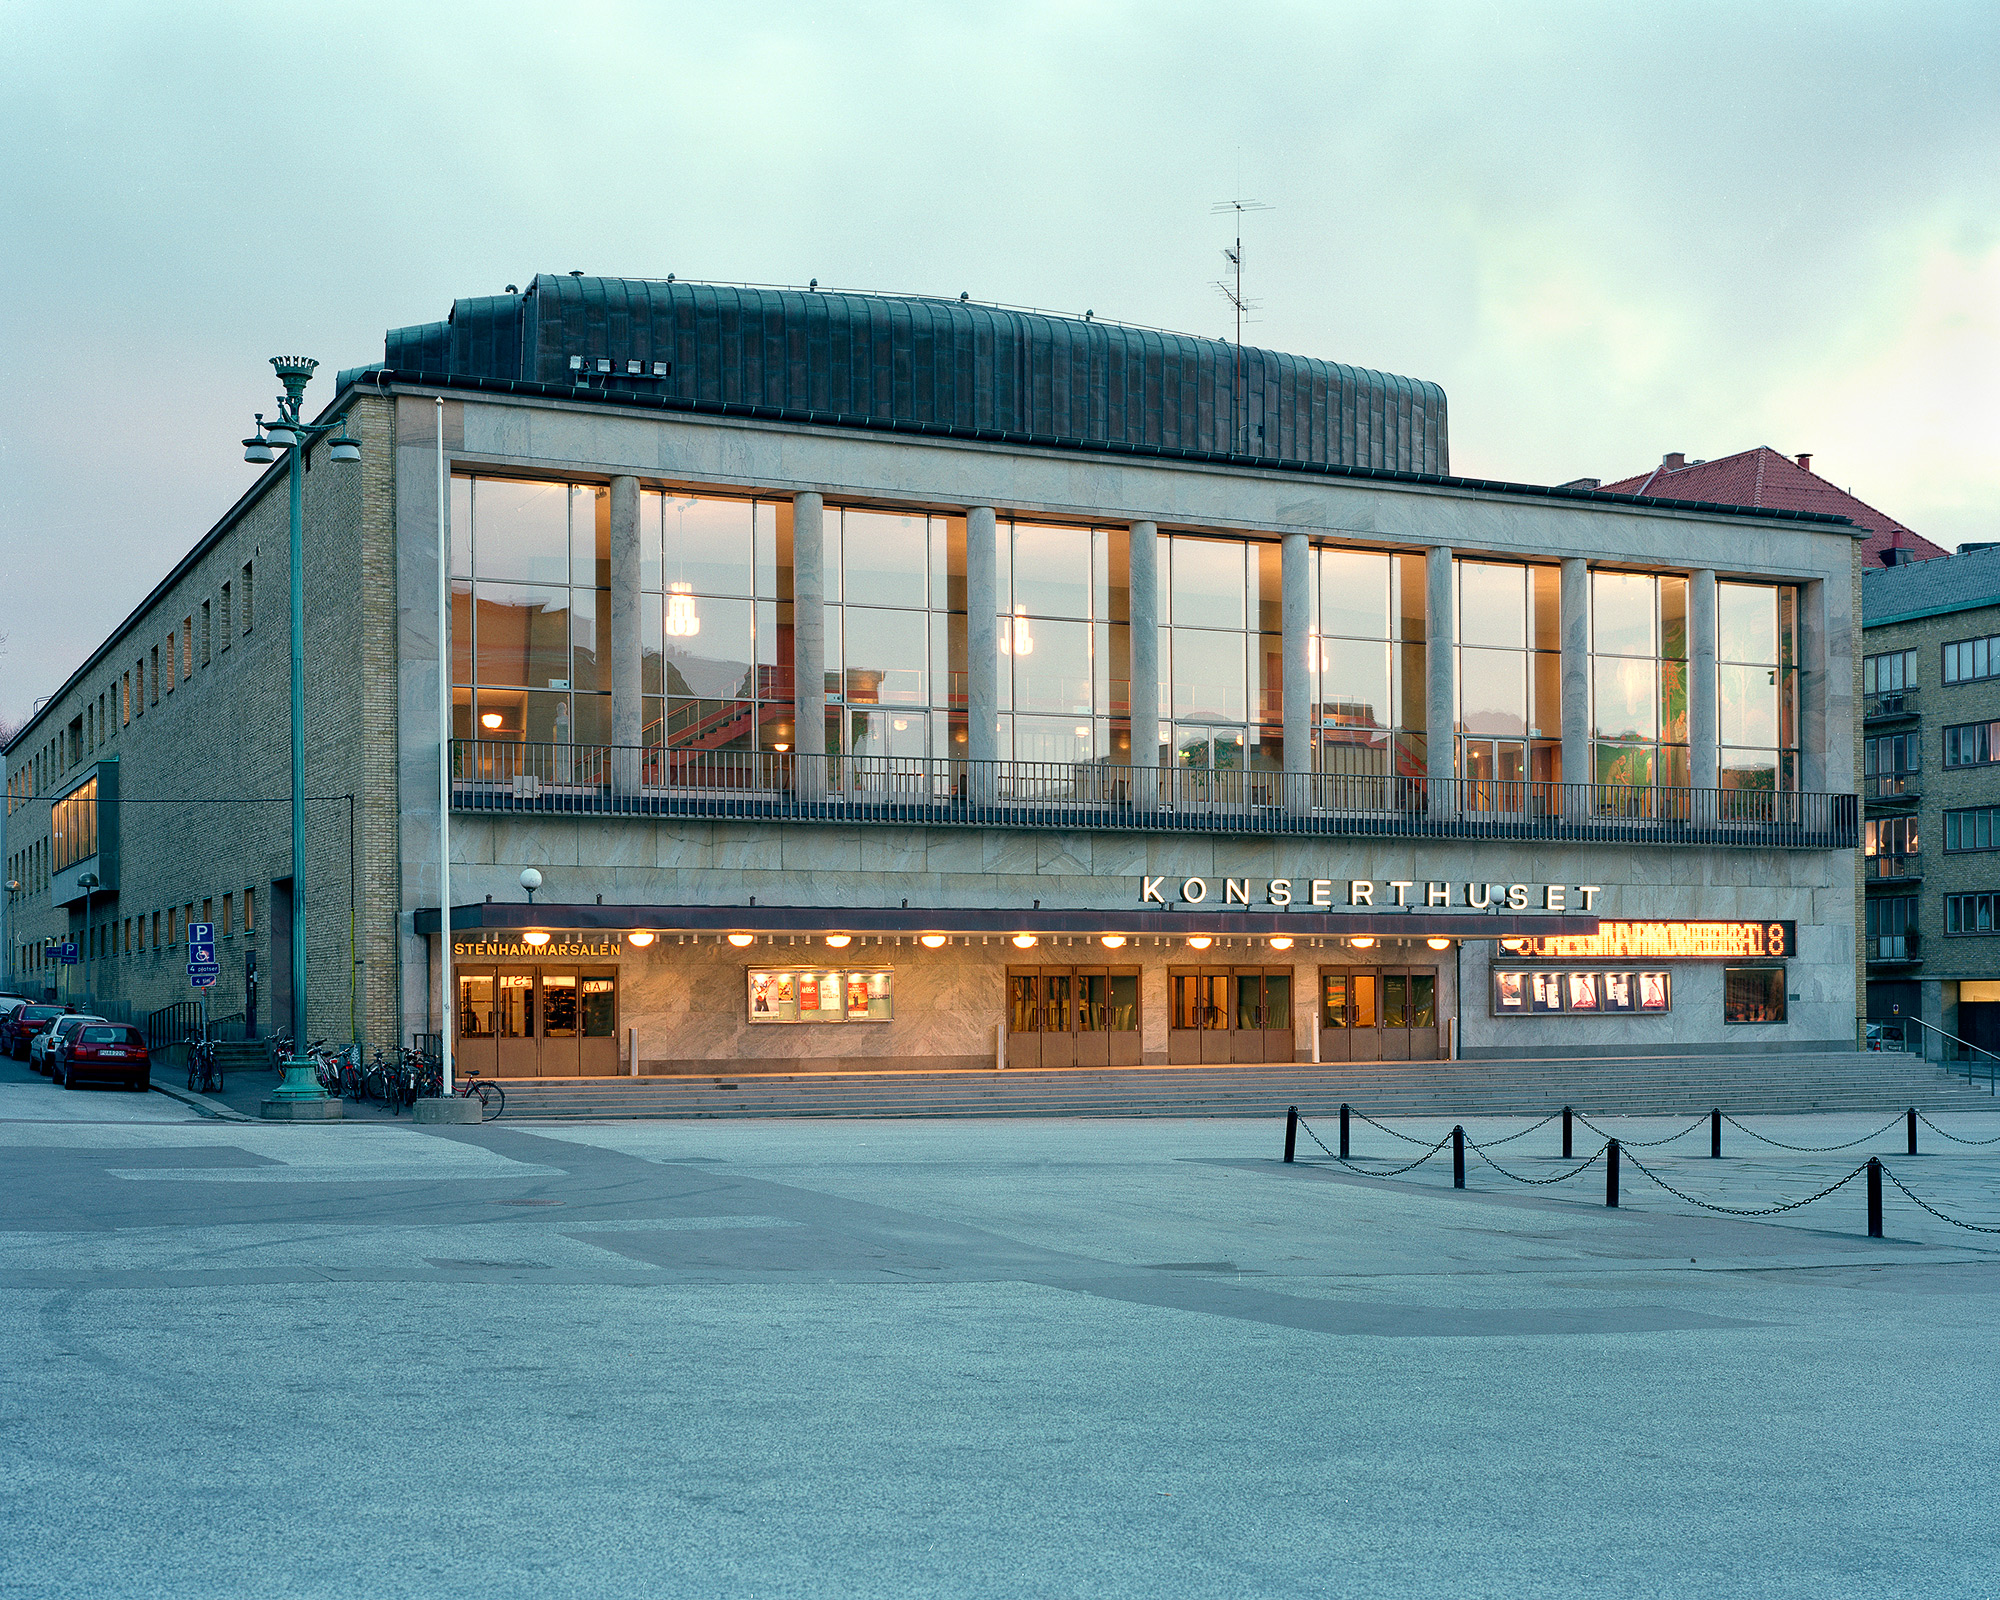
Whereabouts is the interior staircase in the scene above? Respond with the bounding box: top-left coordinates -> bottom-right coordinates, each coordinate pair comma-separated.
487,1050 -> 1999,1122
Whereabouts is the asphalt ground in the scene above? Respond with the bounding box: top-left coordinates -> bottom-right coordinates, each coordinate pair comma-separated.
4,1054 -> 1999,1598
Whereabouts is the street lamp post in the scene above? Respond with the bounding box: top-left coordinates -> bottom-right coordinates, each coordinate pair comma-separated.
77,873 -> 98,1007
242,357 -> 361,1115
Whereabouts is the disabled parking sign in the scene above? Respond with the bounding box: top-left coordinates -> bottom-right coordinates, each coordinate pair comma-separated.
188,922 -> 219,988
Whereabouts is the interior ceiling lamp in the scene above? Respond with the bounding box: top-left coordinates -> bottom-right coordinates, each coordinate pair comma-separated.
727,932 -> 756,947
1426,937 -> 1454,951
919,933 -> 949,948
1499,937 -> 1526,951
1001,605 -> 1034,656
824,934 -> 852,948
627,932 -> 656,947
1348,936 -> 1376,949
1011,933 -> 1038,948
522,931 -> 551,946
1099,934 -> 1127,949
1268,936 -> 1294,950
480,712 -> 504,730
665,581 -> 701,637
1186,935 -> 1213,950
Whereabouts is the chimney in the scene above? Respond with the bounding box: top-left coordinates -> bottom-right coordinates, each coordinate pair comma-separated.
1795,453 -> 1813,472
1662,452 -> 1686,471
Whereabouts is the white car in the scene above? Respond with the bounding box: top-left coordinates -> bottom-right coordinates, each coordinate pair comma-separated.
32,1015 -> 103,1076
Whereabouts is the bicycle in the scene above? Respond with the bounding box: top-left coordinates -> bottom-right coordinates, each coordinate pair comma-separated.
456,1072 -> 505,1121
267,1034 -> 294,1076
186,1034 -> 222,1095
340,1045 -> 369,1101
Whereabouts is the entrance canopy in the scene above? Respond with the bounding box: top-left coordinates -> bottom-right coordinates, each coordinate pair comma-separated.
417,902 -> 1599,940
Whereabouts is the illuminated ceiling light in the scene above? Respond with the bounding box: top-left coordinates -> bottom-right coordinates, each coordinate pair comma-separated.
1348,936 -> 1376,949
920,933 -> 948,949
627,932 -> 656,947
1499,937 -> 1525,951
522,931 -> 551,946
1268,936 -> 1294,950
665,581 -> 701,637
727,932 -> 755,947
1186,936 -> 1213,950
1073,725 -> 1090,739
772,743 -> 790,752
1099,934 -> 1127,949
824,934 -> 852,948
1011,933 -> 1038,949
1002,605 -> 1034,656
480,712 -> 504,730
893,719 -> 908,731
1426,937 -> 1454,951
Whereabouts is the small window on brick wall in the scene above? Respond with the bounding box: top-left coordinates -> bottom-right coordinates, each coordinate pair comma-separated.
242,562 -> 254,632
202,601 -> 211,665
221,581 -> 232,644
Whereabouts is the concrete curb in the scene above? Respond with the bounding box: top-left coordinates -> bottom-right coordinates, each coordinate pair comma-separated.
148,1080 -> 255,1122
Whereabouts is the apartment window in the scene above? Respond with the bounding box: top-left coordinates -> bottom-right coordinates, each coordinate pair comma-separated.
201,898 -> 212,930
1943,635 -> 2000,685
148,648 -> 159,705
222,893 -> 234,936
221,581 -> 233,643
1863,816 -> 1919,879
201,601 -> 211,665
123,918 -> 131,955
185,902 -> 195,939
182,618 -> 193,679
1590,570 -> 1690,789
244,887 -> 256,931
164,632 -> 176,694
122,672 -> 131,726
1943,720 -> 2000,768
1865,732 -> 1921,797
1947,893 -> 2000,934
242,562 -> 254,632
167,907 -> 177,945
1864,648 -> 1915,695
1867,895 -> 1917,958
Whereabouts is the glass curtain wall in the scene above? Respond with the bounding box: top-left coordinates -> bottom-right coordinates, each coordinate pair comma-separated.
643,492 -> 793,755
451,476 -> 610,749
1455,559 -> 1560,804
1001,521 -> 1129,769
1590,571 -> 1689,792
824,507 -> 966,761
1312,547 -> 1427,800
1717,583 -> 1799,791
1162,536 -> 1282,793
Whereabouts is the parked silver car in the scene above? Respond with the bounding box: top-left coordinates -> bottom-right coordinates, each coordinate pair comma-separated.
32,1014 -> 104,1076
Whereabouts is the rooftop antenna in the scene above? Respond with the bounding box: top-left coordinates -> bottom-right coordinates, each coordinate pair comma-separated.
1211,190 -> 1271,455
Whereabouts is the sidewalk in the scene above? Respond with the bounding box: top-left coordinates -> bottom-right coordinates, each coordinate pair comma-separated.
157,1044 -> 416,1123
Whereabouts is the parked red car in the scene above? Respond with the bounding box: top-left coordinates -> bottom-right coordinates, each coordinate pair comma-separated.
6,1004 -> 67,1060
60,1023 -> 151,1091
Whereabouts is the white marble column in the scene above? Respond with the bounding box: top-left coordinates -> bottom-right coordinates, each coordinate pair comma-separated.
966,506 -> 1000,767
1426,546 -> 1455,815
1560,557 -> 1590,801
1128,520 -> 1161,807
608,475 -> 642,794
1281,531 -> 1312,813
792,492 -> 826,800
1690,568 -> 1719,791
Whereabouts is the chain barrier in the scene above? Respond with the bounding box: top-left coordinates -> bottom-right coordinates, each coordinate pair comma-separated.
1347,1108 -> 1442,1146
1458,1109 -> 1563,1148
1470,1142 -> 1609,1186
1880,1167 -> 2000,1234
1297,1116 -> 1452,1177
1719,1112 -> 1906,1153
1621,1150 -> 1870,1217
1916,1111 -> 2000,1148
1571,1111 -> 1710,1148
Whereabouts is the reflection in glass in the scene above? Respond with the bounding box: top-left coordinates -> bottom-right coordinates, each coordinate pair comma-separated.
474,584 -> 572,689
1322,637 -> 1392,727
542,973 -> 579,1037
1045,973 -> 1072,1033
1459,562 -> 1527,650
1660,576 -> 1689,660
1107,973 -> 1139,1030
1014,717 -> 1096,765
580,973 -> 616,1036
571,486 -> 609,588
842,510 -> 928,609
662,495 -> 755,597
1013,618 -> 1093,714
1720,664 -> 1778,746
1596,743 -> 1656,788
473,479 -> 569,584
1593,572 -> 1656,657
1171,630 -> 1247,723
1171,538 -> 1246,630
451,584 -> 473,684
457,974 -> 495,1037
450,477 -> 472,579
1013,523 -> 1092,619
1459,648 -> 1527,736
1010,975 -> 1039,1033
847,709 -> 928,759
1594,657 -> 1658,741
1321,550 -> 1392,642
1718,583 -> 1778,664
1323,973 -> 1348,1028
663,596 -> 755,699
568,587 -> 603,693
844,607 -> 929,705
1531,565 -> 1561,652
496,973 -> 534,1037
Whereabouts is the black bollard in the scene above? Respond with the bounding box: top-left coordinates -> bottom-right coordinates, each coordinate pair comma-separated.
1908,1107 -> 1917,1157
1453,1125 -> 1466,1188
1562,1106 -> 1572,1159
1711,1108 -> 1721,1159
1284,1106 -> 1298,1164
1606,1139 -> 1620,1208
1339,1103 -> 1350,1160
1868,1157 -> 1884,1238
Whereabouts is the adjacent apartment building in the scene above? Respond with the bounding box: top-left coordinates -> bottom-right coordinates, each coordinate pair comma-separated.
3,275 -> 1863,1090
1860,546 -> 2000,1055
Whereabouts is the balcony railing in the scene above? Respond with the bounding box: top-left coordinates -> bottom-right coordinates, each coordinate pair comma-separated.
1864,688 -> 1920,721
449,741 -> 1859,847
1864,853 -> 1921,881
1863,772 -> 1921,802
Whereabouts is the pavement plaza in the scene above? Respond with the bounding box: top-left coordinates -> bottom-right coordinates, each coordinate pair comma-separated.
4,1059 -> 1999,1598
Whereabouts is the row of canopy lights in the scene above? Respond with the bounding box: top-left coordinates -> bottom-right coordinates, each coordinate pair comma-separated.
564,931 -> 1463,952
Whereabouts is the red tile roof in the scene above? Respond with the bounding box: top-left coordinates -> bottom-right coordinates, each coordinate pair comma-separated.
1599,447 -> 1947,568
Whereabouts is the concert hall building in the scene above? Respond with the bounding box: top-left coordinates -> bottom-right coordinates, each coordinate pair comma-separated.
2,275 -> 1862,1081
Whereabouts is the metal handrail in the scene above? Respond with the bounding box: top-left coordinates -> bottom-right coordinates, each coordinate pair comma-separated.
446,740 -> 1859,848
1893,1010 -> 2000,1093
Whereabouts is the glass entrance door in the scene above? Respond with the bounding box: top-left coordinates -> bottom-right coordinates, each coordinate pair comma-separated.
456,969 -> 498,1077
495,971 -> 537,1077
1320,968 -> 1440,1061
475,966 -> 620,1077
1009,967 -> 1141,1069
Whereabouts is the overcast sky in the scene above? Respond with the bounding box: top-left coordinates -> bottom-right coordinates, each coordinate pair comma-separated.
3,0 -> 1996,727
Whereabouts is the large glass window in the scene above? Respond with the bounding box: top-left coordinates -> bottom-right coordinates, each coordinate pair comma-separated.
1716,582 -> 1798,791
648,492 -> 791,753
1002,521 -> 1126,767
1863,816 -> 1919,879
1158,535 -> 1281,784
51,778 -> 98,874
826,508 -> 966,760
1590,571 -> 1688,790
1723,968 -> 1788,1024
1943,636 -> 2000,685
1455,558 -> 1561,800
1864,649 -> 1915,694
451,477 -> 612,745
1312,547 -> 1427,788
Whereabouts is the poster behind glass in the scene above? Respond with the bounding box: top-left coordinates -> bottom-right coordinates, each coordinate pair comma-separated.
748,969 -> 893,1023
1493,969 -> 1672,1016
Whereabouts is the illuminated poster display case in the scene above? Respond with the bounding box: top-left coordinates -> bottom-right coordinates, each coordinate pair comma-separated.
1492,968 -> 1672,1017
748,969 -> 893,1023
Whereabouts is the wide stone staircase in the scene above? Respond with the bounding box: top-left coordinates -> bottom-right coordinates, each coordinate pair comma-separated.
489,1049 -> 1999,1122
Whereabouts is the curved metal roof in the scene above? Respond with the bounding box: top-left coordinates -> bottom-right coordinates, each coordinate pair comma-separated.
381,275 -> 1449,474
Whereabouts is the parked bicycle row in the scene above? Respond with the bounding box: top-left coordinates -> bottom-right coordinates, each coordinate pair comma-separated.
264,1036 -> 503,1119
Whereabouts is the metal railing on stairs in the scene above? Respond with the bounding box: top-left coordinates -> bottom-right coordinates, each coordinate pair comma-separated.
1887,1011 -> 2000,1093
